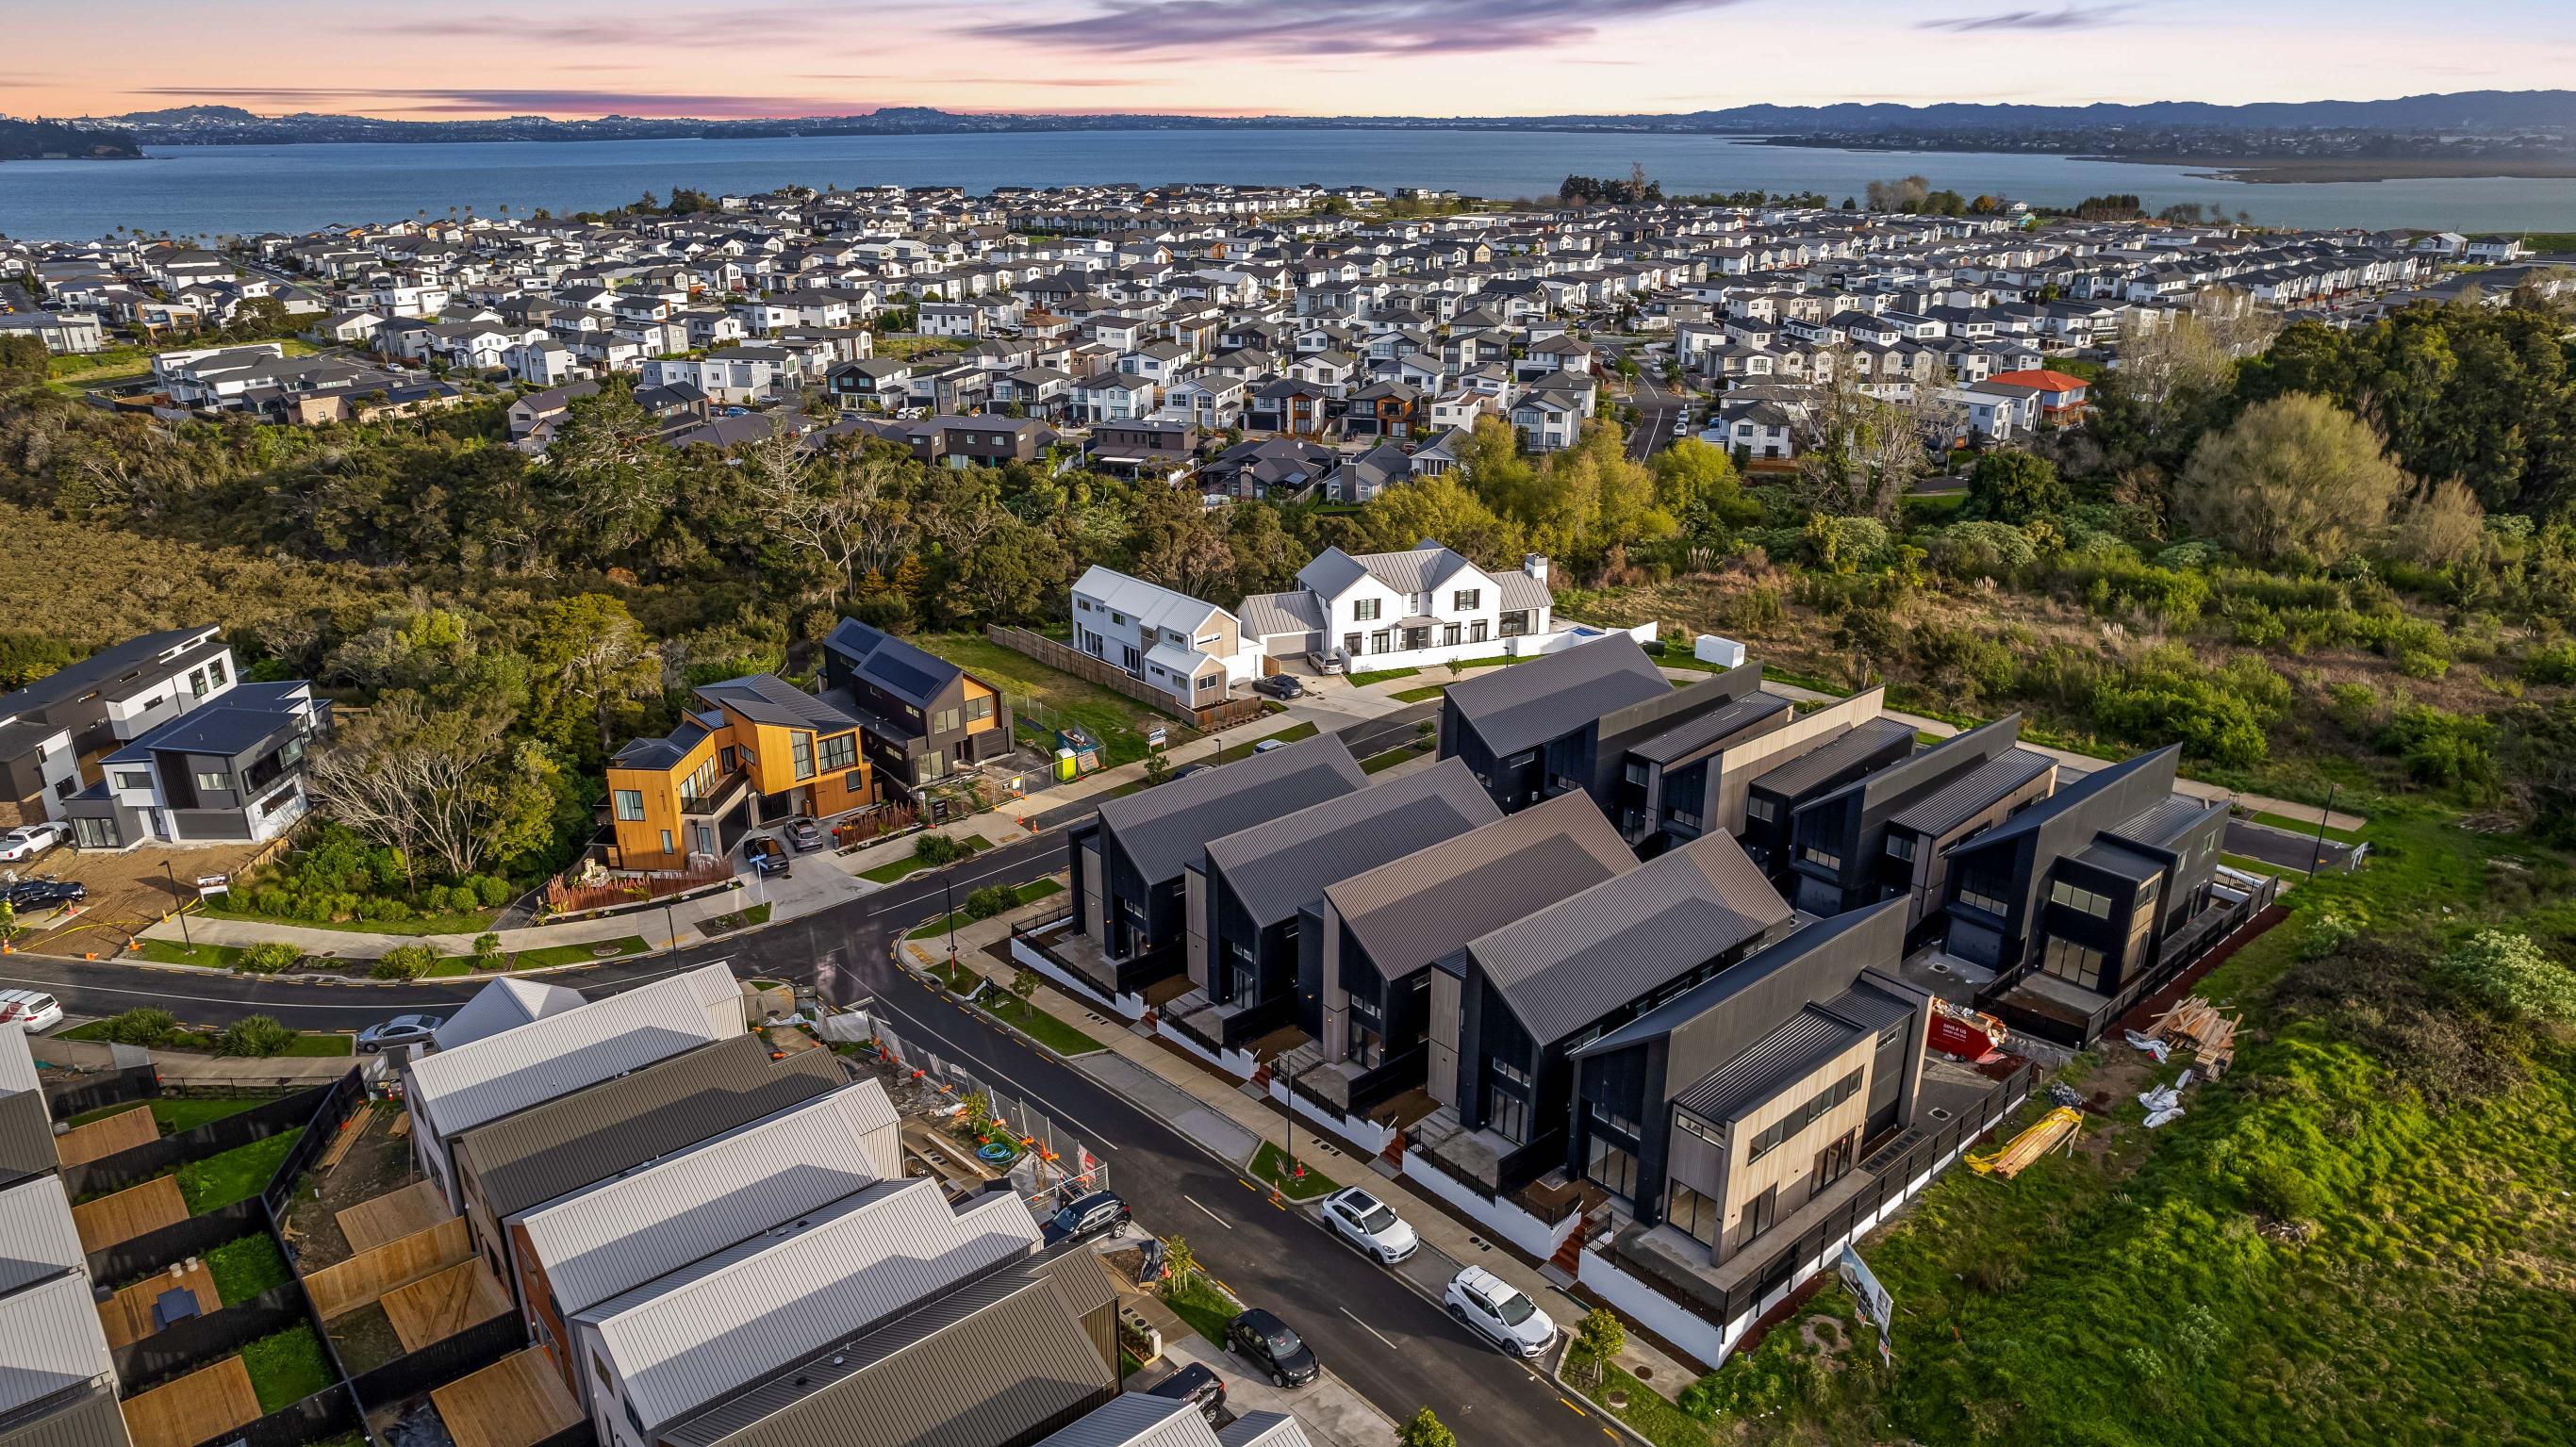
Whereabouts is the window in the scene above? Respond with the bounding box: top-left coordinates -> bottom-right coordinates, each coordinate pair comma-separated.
1813,1130 -> 1857,1196
206,657 -> 227,688
660,829 -> 673,855
116,770 -> 152,791
1956,866 -> 2012,915
790,732 -> 816,781
190,667 -> 209,699
1668,1182 -> 1721,1247
1352,599 -> 1380,622
1667,806 -> 1701,830
1586,1135 -> 1639,1198
1887,834 -> 1917,861
2040,937 -> 2105,991
1676,1112 -> 1724,1148
194,770 -> 229,793
1747,797 -> 1775,824
1624,761 -> 1649,786
933,707 -> 962,733
1800,846 -> 1842,870
965,695 -> 995,722
1469,619 -> 1489,644
1444,623 -> 1461,647
1452,588 -> 1480,611
1740,1184 -> 1778,1248
1588,1098 -> 1640,1136
1492,1057 -> 1529,1089
614,789 -> 645,822
2049,880 -> 2111,917
819,732 -> 856,772
1487,1082 -> 1529,1144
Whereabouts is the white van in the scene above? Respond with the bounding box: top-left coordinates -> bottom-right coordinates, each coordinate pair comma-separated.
0,990 -> 63,1033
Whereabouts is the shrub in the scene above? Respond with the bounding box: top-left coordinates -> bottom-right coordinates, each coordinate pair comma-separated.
218,1015 -> 298,1058
2155,540 -> 2221,571
471,875 -> 514,907
912,833 -> 968,867
2521,640 -> 2576,685
102,1008 -> 179,1047
1804,514 -> 1888,573
1929,519 -> 2037,578
2378,704 -> 2499,797
962,884 -> 1017,921
234,942 -> 303,976
2090,646 -> 2288,767
2239,1151 -> 2323,1221
2300,912 -> 2363,961
372,944 -> 440,980
2437,930 -> 2576,1026
471,932 -> 504,970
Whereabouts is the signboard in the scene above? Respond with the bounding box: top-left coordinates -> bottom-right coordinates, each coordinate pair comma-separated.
195,874 -> 230,897
1838,1244 -> 1895,1365
1146,725 -> 1167,750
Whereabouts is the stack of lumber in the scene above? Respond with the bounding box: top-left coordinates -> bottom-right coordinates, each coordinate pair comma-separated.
2149,997 -> 2240,1077
1967,1106 -> 2082,1180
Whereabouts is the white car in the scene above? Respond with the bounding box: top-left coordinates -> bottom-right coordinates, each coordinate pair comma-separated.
0,990 -> 63,1033
0,822 -> 68,863
1444,1265 -> 1556,1358
1321,1186 -> 1419,1264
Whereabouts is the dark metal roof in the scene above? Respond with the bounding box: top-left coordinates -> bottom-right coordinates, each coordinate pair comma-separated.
1444,636 -> 1672,758
1820,978 -> 1920,1034
0,1385 -> 129,1447
2108,795 -> 2221,850
1470,830 -> 1788,1044
699,673 -> 865,734
1675,1008 -> 1861,1124
455,1035 -> 845,1220
1887,747 -> 2056,838
1945,747 -> 2179,856
1098,735 -> 1365,886
1575,899 -> 1907,1062
2072,839 -> 2167,882
1847,715 -> 2022,814
0,626 -> 216,719
820,619 -> 966,707
659,1261 -> 1114,1447
1627,692 -> 1790,765
1325,791 -> 1636,982
1749,716 -> 1917,798
1200,758 -> 1499,928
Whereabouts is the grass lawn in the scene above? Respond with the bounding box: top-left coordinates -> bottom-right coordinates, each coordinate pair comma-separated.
1442,654 -> 1527,671
918,631 -> 1195,767
126,940 -> 248,969
861,834 -> 994,883
206,1233 -> 293,1304
907,880 -> 1064,940
1577,1361 -> 1713,1447
1207,720 -> 1319,765
175,1128 -> 303,1214
1248,1142 -> 1336,1201
239,1325 -> 334,1412
1161,1274 -> 1241,1348
276,1034 -> 353,1057
63,1097 -> 265,1132
1344,666 -> 1421,687
1389,683 -> 1450,703
873,334 -> 972,359
199,904 -> 497,937
2246,809 -> 2367,845
2221,851 -> 2308,880
1360,743 -> 1431,775
508,936 -> 652,969
927,945 -> 1101,1055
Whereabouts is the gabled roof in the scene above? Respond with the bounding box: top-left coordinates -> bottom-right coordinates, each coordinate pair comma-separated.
432,977 -> 585,1053
1469,830 -> 1788,1044
1097,734 -> 1364,886
1296,543 -> 1482,601
580,1179 -> 1041,1430
699,672 -> 864,734
1202,758 -> 1501,928
519,1081 -> 901,1318
1326,791 -> 1635,982
1887,747 -> 2056,839
1576,898 -> 1907,1064
0,1274 -> 114,1419
1673,1007 -> 1863,1124
821,618 -> 966,708
1445,635 -> 1671,758
1072,567 -> 1233,638
1628,691 -> 1790,766
1947,746 -> 2181,858
406,963 -> 741,1144
1749,716 -> 1917,798
0,1176 -> 84,1299
0,626 -> 221,724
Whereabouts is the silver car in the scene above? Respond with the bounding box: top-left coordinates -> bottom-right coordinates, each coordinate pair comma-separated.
1321,1186 -> 1418,1264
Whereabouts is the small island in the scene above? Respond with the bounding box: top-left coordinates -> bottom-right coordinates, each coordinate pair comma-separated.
0,117 -> 141,161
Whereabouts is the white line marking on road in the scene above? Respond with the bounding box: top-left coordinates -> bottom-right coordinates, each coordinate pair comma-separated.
1339,1307 -> 1398,1350
1183,1194 -> 1232,1228
870,995 -> 1119,1149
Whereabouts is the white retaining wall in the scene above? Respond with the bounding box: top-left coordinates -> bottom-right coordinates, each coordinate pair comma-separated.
1270,1083 -> 1400,1159
1401,1148 -> 1580,1260
1157,1020 -> 1259,1079
1011,929 -> 1148,1021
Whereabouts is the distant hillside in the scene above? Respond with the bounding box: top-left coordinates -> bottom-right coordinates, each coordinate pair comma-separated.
66,89 -> 2576,147
0,116 -> 140,160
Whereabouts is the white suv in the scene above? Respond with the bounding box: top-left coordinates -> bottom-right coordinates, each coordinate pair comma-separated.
1443,1265 -> 1557,1358
1320,1186 -> 1418,1264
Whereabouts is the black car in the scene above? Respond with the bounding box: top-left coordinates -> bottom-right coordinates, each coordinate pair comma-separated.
1144,1363 -> 1228,1424
4,880 -> 85,910
1252,674 -> 1305,699
744,836 -> 791,878
1226,1308 -> 1319,1389
1039,1190 -> 1131,1247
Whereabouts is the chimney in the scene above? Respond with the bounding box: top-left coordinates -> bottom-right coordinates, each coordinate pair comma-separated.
1523,554 -> 1549,584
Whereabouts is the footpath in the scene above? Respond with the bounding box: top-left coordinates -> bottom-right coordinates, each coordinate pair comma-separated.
902,902 -> 1699,1398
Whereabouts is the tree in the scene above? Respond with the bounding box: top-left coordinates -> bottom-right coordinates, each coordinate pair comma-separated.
303,691 -> 549,881
543,383 -> 676,561
1962,449 -> 2069,524
1570,1307 -> 1627,1388
949,515 -> 1070,625
524,594 -> 663,755
1142,752 -> 1172,788
2389,477 -> 2486,567
1353,474 -> 1524,567
1794,369 -> 1936,518
1157,1233 -> 1199,1294
1010,966 -> 1039,1003
1395,1408 -> 1457,1447
2179,393 -> 2403,567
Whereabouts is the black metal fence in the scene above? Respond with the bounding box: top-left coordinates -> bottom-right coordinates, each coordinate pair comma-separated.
112,1283 -> 310,1395
88,1199 -> 265,1285
526,1421 -> 597,1447
348,1310 -> 525,1411
185,1387 -> 360,1447
65,1078 -> 341,1199
260,1071 -> 362,1220
44,1063 -> 159,1124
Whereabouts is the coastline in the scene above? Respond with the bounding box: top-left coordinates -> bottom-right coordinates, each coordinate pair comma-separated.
1747,136 -> 2576,186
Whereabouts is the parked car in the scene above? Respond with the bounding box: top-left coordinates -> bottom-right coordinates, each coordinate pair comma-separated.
0,990 -> 62,1032
1173,764 -> 1214,781
356,1013 -> 443,1054
0,822 -> 69,863
744,836 -> 791,878
1251,674 -> 1304,699
3,879 -> 85,911
1252,738 -> 1288,754
1039,1190 -> 1131,1247
1143,1363 -> 1227,1425
784,820 -> 826,853
1307,649 -> 1346,675
1225,1308 -> 1319,1389
1444,1266 -> 1556,1358
1321,1186 -> 1419,1264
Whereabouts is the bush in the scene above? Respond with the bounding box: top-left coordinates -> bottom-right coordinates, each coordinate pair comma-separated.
912,833 -> 968,867
961,884 -> 1017,921
1804,514 -> 1888,573
234,942 -> 303,976
2378,704 -> 2499,797
372,944 -> 440,980
2300,912 -> 2363,961
2437,930 -> 2576,1026
471,932 -> 504,970
101,1008 -> 180,1047
2521,640 -> 2576,685
2090,646 -> 2289,767
218,1015 -> 299,1058
471,874 -> 515,908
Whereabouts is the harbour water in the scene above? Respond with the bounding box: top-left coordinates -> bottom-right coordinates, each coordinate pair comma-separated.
3,129 -> 2572,239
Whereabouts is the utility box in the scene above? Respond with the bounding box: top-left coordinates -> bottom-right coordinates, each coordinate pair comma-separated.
1693,633 -> 1748,668
1054,748 -> 1078,782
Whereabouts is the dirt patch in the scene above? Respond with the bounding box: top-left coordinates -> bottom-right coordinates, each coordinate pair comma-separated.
282,1109 -> 421,1271
331,1300 -> 407,1374
13,839 -> 266,950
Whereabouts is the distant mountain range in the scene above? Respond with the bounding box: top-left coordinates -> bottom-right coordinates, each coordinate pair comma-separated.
40,90 -> 2576,148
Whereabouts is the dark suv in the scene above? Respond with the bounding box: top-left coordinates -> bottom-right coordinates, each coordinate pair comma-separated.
1039,1190 -> 1131,1247
744,836 -> 791,878
1144,1363 -> 1227,1424
1226,1308 -> 1318,1389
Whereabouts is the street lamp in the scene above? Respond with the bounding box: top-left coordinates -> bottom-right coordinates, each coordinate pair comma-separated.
663,900 -> 678,954
160,861 -> 190,949
1282,1054 -> 1312,1185
944,874 -> 959,967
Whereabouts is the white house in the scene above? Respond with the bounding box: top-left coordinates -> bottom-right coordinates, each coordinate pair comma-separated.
1239,543 -> 1559,671
1068,567 -> 1261,709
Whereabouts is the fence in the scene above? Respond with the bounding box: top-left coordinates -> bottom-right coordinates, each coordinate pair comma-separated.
348,1309 -> 526,1411
63,1077 -> 342,1200
184,1387 -> 359,1447
305,1216 -> 469,1320
525,1421 -> 598,1447
868,1018 -> 1112,1209
259,1071 -> 363,1220
112,1282 -> 311,1396
44,1063 -> 160,1124
544,858 -> 734,917
985,625 -> 1265,732
87,1200 -> 265,1286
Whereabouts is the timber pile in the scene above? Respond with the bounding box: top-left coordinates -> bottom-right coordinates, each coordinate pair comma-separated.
1967,1106 -> 2082,1180
2149,997 -> 2240,1077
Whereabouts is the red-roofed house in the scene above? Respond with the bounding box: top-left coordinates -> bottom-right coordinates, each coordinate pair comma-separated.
1985,369 -> 2090,425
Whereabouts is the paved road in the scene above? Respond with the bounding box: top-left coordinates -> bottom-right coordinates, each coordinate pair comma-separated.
2222,817 -> 2356,874
1626,367 -> 1686,463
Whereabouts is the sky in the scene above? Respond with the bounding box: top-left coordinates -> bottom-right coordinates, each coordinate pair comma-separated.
8,0 -> 2574,121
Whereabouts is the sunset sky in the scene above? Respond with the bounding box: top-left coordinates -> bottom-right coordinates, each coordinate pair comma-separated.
10,0 -> 2574,121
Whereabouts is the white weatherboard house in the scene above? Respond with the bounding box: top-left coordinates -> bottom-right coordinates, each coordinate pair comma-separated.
1237,542 -> 1560,671
1067,567 -> 1260,710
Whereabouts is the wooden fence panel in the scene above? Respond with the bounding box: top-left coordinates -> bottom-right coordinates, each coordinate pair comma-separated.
305,1215 -> 471,1320
985,625 -> 1265,732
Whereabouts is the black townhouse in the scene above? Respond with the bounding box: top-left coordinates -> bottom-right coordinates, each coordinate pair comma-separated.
1419,825 -> 1792,1199
1781,715 -> 2054,922
817,618 -> 1016,797
1623,688 -> 1794,855
1175,758 -> 1500,1054
1738,717 -> 1918,880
